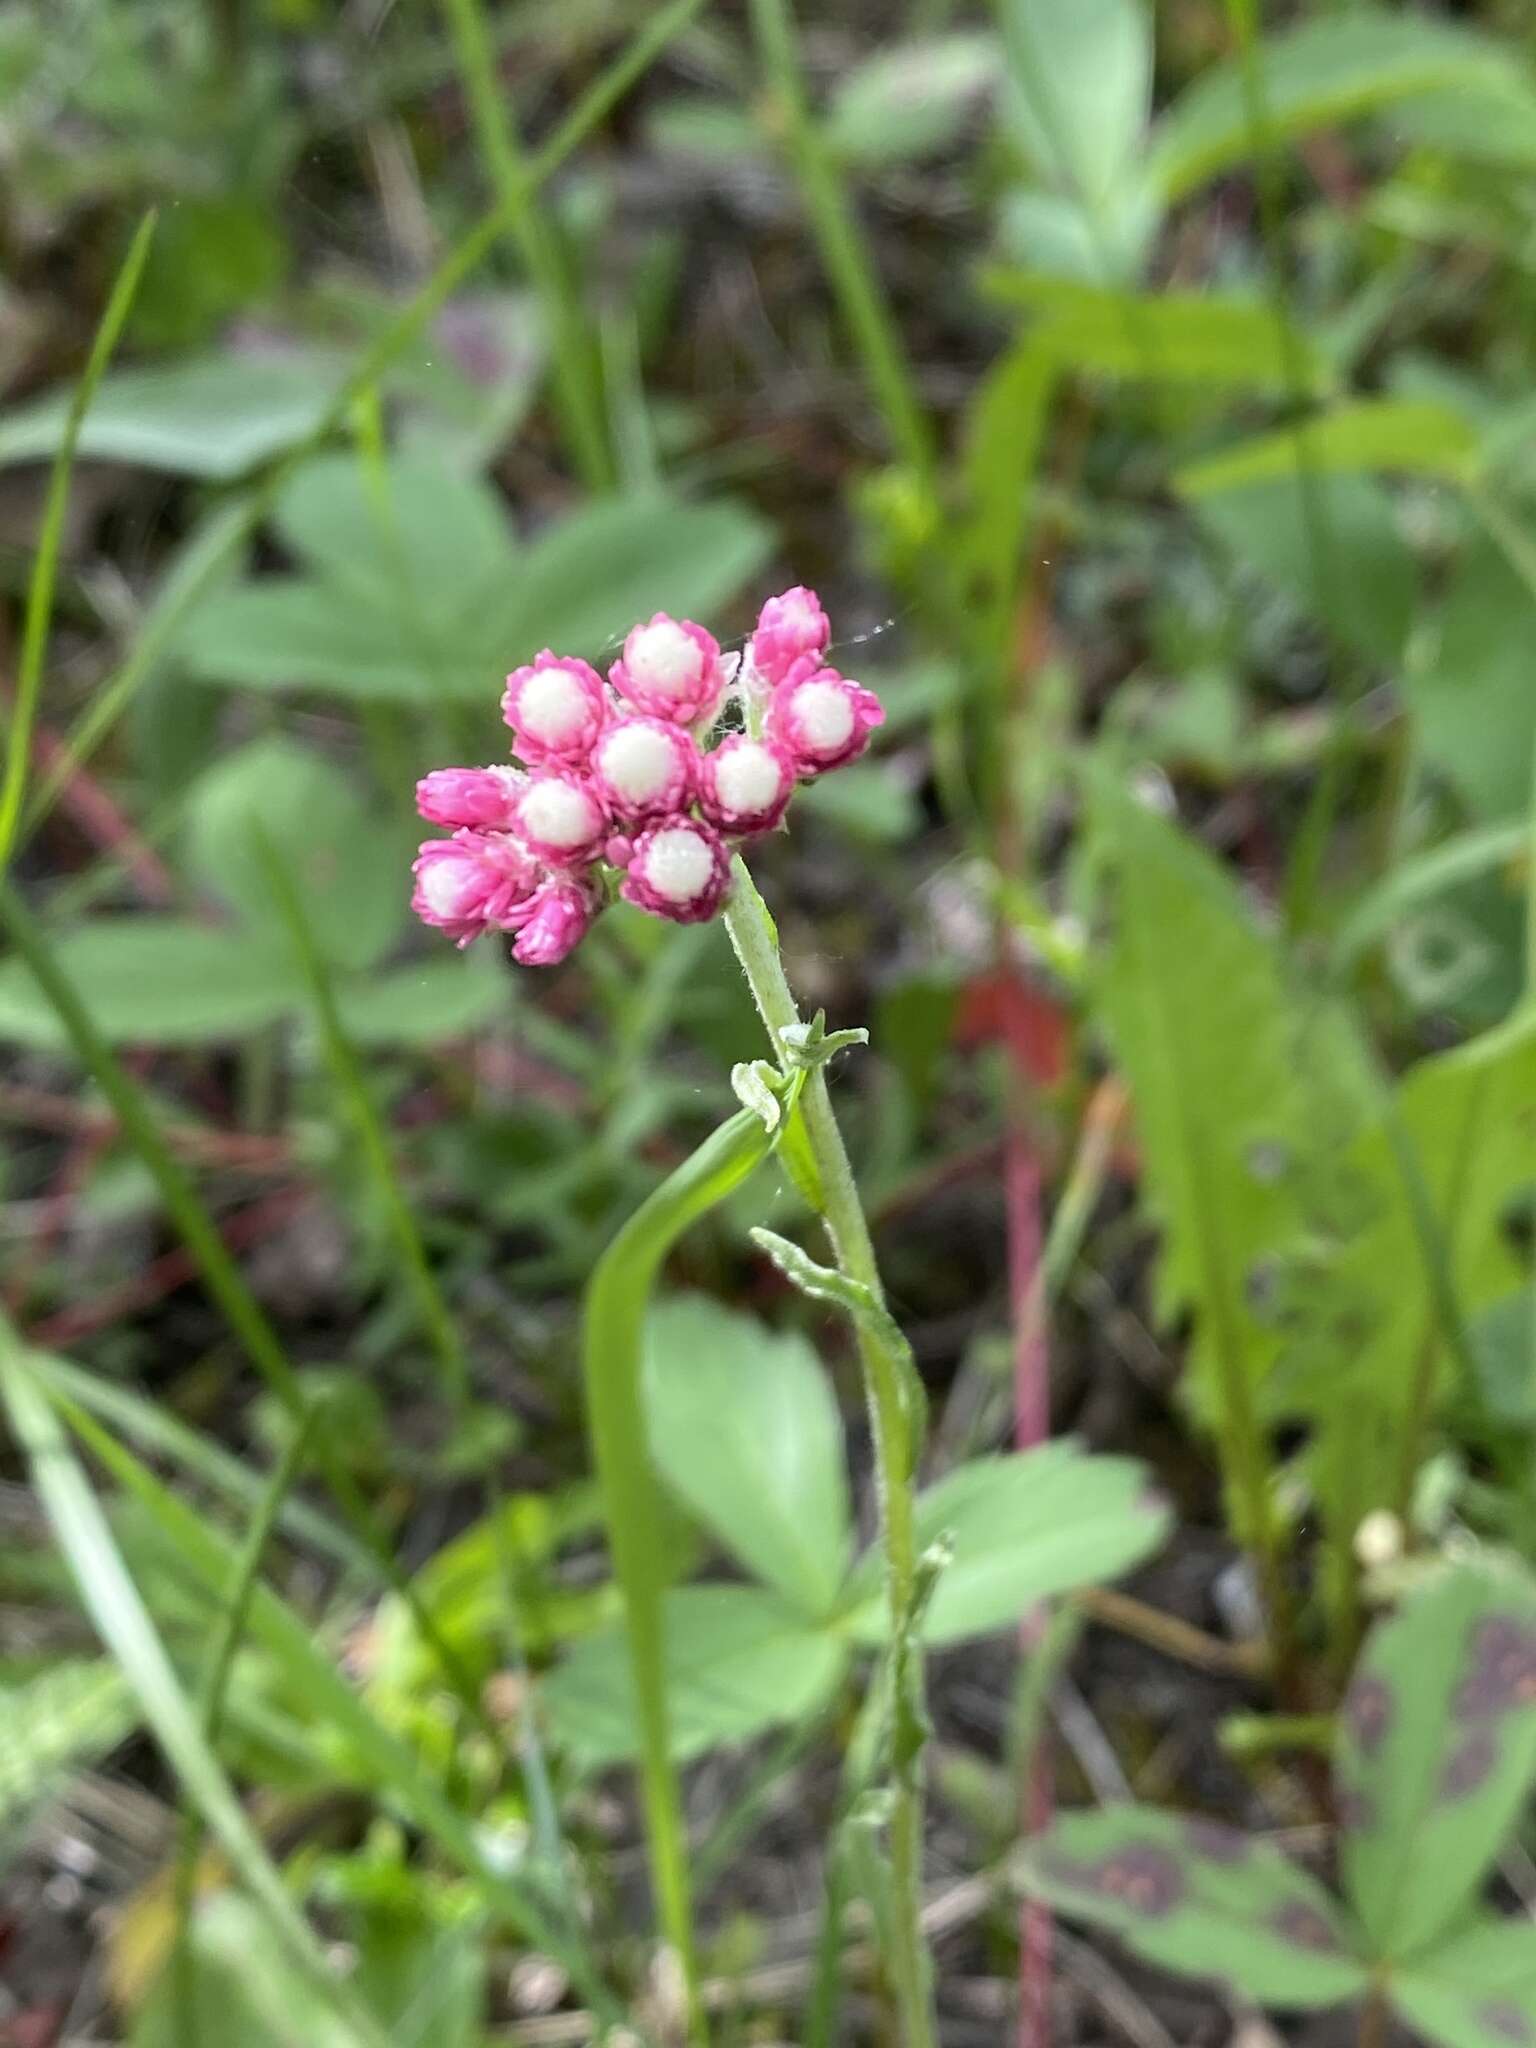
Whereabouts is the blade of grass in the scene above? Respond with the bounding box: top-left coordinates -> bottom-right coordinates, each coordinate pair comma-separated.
24,1351 -> 367,1574
257,833 -> 471,1411
43,1380 -> 633,2037
0,1329 -> 388,2048
439,0 -> 614,491
21,0 -> 709,850
173,1403 -> 318,2045
748,0 -> 935,487
583,1104 -> 775,2041
0,212 -> 155,874
0,877 -> 510,1754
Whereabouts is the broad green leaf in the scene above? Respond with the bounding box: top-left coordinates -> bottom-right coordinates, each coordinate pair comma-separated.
1410,535 -> 1536,822
185,738 -> 405,973
825,34 -> 997,166
1018,1805 -> 1369,2007
1177,400 -> 1480,497
998,0 -> 1151,211
644,1295 -> 851,1619
0,919 -> 297,1048
0,352 -> 344,478
270,451 -> 517,613
797,764 -> 921,844
131,1893 -> 361,2048
1148,13 -> 1526,203
1339,1565 -> 1536,1957
1191,472 -> 1416,665
1391,1916 -> 1536,2048
498,492 -> 772,662
1086,786 -> 1364,1442
179,467 -> 771,705
542,1584 -> 846,1767
985,274 -> 1327,394
333,953 -> 508,1046
844,1444 -> 1169,1648
0,1659 -> 133,1841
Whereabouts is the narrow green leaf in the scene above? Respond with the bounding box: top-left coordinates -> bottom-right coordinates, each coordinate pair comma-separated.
582,1106 -> 773,1991
1177,399 -> 1480,497
1018,1805 -> 1370,2007
1338,1564 -> 1536,1957
44,1386 -> 624,2028
0,212 -> 155,873
983,273 -> 1328,393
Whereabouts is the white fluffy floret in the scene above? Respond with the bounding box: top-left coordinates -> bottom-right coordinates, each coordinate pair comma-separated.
598,722 -> 676,804
640,825 -> 716,903
627,620 -> 702,696
714,741 -> 786,814
521,778 -> 600,849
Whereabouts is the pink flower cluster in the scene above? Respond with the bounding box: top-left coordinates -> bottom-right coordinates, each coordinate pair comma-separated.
411,587 -> 883,965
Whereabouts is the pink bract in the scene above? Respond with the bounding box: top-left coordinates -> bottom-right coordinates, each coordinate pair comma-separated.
510,769 -> 610,867
590,715 -> 701,823
501,651 -> 610,766
621,817 -> 731,924
609,612 -> 725,725
410,830 -> 543,948
749,585 -> 830,688
767,666 -> 884,777
415,764 -> 524,831
698,733 -> 796,836
512,877 -> 599,966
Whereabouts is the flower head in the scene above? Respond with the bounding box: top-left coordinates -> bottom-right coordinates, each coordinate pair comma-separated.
415,764 -> 524,832
749,585 -> 830,688
621,818 -> 731,924
510,769 -> 610,868
699,733 -> 796,836
411,830 -> 543,947
502,651 -> 610,766
411,585 -> 881,963
767,666 -> 884,777
590,715 -> 700,824
610,613 -> 724,725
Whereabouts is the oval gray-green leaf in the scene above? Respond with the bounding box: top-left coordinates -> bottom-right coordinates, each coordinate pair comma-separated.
1339,1564 -> 1536,1959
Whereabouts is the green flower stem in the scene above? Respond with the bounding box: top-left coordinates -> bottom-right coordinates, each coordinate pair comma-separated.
723,857 -> 937,2048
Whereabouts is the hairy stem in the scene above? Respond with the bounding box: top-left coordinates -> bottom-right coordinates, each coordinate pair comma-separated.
724,857 -> 937,2048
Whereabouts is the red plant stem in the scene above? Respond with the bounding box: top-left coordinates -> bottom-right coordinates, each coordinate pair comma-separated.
1005,1054 -> 1053,2048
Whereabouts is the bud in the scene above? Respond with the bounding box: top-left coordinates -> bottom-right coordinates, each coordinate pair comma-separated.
610,613 -> 725,725
501,651 -> 610,766
620,818 -> 731,924
767,666 -> 884,777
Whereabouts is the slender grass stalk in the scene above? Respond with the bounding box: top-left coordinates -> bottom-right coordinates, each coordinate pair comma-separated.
439,0 -> 614,491
582,1106 -> 774,2041
258,836 -> 472,1411
1217,0 -> 1349,938
0,1333 -> 387,2048
174,1406 -> 317,2044
48,1383 -> 631,2034
0,878 -> 502,1751
0,212 -> 155,875
722,856 -> 937,2048
747,0 -> 935,489
20,0 -> 709,852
